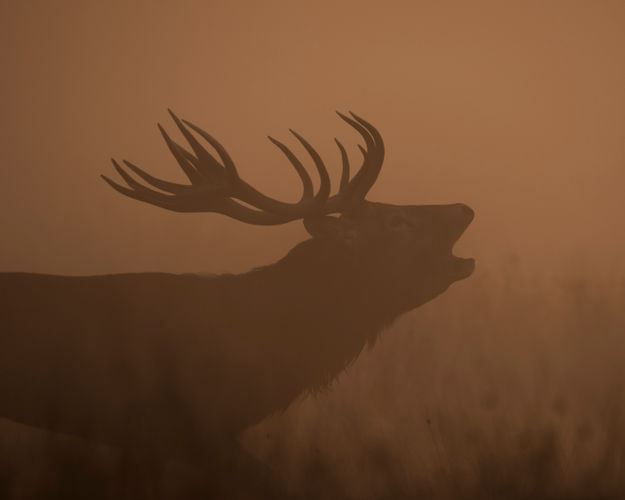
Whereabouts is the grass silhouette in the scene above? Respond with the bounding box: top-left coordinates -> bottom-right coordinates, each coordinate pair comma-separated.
2,262 -> 624,499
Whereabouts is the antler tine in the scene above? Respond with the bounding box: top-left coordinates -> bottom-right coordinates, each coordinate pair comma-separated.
104,161 -> 295,222
103,111 -> 385,224
289,129 -> 331,207
102,162 -> 179,211
181,117 -> 330,214
120,159 -> 197,194
103,110 -> 343,223
267,136 -> 314,202
311,111 -> 384,216
334,111 -> 384,202
334,138 -> 350,194
179,116 -> 240,183
168,110 -> 226,181
157,124 -> 205,184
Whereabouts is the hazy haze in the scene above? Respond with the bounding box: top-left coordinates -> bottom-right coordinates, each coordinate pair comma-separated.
1,1 -> 624,277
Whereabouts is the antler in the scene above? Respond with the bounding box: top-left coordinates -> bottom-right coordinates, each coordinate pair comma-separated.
102,110 -> 384,225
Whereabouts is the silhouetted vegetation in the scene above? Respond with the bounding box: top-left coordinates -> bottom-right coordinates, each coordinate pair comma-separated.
1,264 -> 624,498
246,263 -> 625,499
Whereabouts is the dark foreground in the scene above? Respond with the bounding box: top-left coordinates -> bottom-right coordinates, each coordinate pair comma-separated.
1,264 -> 624,499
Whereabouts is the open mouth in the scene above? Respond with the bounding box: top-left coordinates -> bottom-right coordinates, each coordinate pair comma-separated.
447,207 -> 475,280
450,255 -> 476,279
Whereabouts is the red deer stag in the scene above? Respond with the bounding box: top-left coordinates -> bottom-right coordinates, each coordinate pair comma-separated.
0,111 -> 474,496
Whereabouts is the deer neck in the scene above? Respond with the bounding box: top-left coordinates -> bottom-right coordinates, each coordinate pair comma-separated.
242,238 -> 402,335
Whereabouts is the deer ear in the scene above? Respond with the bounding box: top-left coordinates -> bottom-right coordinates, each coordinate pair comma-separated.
303,216 -> 344,239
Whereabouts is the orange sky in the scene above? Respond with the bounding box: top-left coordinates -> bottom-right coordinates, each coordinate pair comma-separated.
1,1 -> 624,277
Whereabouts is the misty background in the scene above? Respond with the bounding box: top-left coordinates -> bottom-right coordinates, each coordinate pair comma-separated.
1,1 -> 625,498
1,1 -> 624,277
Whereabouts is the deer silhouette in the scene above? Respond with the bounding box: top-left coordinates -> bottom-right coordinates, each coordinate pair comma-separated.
0,111 -> 474,497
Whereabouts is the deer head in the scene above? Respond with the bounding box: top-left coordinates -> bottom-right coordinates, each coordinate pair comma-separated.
103,111 -> 475,314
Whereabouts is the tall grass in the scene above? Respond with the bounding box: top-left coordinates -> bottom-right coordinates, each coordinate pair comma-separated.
244,262 -> 625,499
2,263 -> 624,498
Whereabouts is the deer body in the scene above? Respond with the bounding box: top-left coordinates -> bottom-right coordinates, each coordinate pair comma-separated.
1,200 -> 473,458
0,112 -> 474,494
